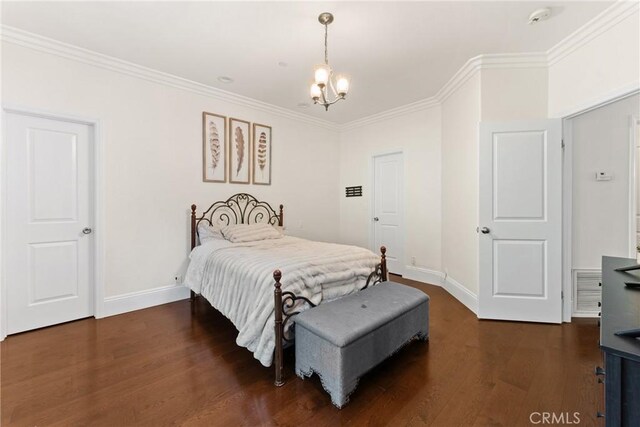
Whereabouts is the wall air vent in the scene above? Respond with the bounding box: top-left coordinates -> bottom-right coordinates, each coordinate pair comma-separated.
345,186 -> 362,197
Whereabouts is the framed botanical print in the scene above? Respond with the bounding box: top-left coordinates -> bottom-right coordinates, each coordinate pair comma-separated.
202,112 -> 227,182
252,123 -> 272,185
229,117 -> 251,184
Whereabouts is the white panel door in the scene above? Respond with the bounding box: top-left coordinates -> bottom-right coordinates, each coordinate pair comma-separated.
373,152 -> 404,275
479,120 -> 562,323
6,113 -> 93,334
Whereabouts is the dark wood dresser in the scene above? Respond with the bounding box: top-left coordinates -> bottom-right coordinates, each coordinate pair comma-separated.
598,256 -> 640,426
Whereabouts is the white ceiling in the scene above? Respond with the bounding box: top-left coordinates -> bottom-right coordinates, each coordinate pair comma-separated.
2,1 -> 613,124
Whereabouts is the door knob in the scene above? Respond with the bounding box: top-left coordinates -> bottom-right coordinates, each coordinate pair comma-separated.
479,227 -> 490,234
82,227 -> 93,235
373,217 -> 379,222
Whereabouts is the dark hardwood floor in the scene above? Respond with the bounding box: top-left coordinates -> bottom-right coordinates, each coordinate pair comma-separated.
1,276 -> 602,426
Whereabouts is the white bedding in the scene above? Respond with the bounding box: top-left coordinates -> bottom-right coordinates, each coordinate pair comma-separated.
184,236 -> 379,367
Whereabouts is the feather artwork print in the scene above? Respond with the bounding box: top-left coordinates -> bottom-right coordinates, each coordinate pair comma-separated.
257,132 -> 267,176
202,113 -> 227,182
235,126 -> 245,176
252,124 -> 271,185
208,120 -> 221,172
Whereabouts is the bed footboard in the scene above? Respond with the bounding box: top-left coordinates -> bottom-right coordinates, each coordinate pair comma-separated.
272,245 -> 388,386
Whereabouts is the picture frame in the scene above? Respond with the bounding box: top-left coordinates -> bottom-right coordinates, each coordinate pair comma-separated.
202,112 -> 227,183
252,123 -> 272,185
229,117 -> 251,184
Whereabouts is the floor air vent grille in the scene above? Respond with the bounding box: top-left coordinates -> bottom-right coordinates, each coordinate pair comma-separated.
573,269 -> 602,317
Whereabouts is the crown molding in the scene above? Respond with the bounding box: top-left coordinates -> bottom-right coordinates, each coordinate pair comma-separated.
547,0 -> 639,66
476,52 -> 549,69
0,25 -> 340,131
340,55 -> 483,130
340,0 -> 635,128
435,52 -> 548,104
339,51 -> 548,130
1,0 -> 634,132
433,55 -> 483,105
339,97 -> 440,131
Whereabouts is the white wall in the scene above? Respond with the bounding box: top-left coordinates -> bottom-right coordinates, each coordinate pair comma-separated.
440,66 -> 548,296
481,67 -> 548,120
1,42 -> 341,299
571,94 -> 639,269
441,73 -> 481,293
548,8 -> 640,117
338,107 -> 442,279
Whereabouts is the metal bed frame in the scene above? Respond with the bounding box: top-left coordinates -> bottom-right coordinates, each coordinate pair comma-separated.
189,193 -> 387,385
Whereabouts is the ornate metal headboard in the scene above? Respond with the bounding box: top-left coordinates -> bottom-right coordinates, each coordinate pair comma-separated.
190,193 -> 283,249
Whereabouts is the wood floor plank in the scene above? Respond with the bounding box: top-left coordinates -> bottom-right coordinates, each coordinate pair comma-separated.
1,276 -> 601,426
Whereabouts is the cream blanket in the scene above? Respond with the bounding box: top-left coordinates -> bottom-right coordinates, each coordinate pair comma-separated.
184,236 -> 379,366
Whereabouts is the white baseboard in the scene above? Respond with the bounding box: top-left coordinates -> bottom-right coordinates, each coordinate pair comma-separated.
401,265 -> 478,315
403,266 -> 444,286
0,285 -> 189,338
442,275 -> 479,315
101,284 -> 190,318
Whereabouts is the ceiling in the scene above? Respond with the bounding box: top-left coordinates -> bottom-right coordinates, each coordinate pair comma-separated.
1,1 -> 613,124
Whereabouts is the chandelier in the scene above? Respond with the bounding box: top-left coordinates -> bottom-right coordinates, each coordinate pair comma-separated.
309,13 -> 350,111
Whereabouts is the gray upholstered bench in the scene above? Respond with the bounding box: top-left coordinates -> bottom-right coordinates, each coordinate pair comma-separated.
294,281 -> 429,408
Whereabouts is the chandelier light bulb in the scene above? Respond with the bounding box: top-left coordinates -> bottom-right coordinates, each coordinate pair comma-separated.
310,83 -> 322,100
336,75 -> 350,96
314,65 -> 331,87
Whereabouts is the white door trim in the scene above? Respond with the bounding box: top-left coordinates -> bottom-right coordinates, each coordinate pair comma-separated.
0,105 -> 105,341
561,89 -> 640,322
628,115 -> 639,258
561,119 -> 573,323
370,149 -> 405,276
557,84 -> 640,120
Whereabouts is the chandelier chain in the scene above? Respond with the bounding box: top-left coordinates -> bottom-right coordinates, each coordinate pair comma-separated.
324,23 -> 328,65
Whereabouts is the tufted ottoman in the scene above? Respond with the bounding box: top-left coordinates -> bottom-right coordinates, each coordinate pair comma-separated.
294,281 -> 429,408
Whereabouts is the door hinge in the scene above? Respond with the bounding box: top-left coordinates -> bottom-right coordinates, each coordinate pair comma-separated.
561,291 -> 564,299
561,139 -> 565,149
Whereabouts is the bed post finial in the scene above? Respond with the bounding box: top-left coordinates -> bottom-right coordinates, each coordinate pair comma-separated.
380,246 -> 388,282
273,269 -> 285,386
278,204 -> 284,227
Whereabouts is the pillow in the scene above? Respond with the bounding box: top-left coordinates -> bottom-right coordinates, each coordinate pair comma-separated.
197,223 -> 223,244
221,223 -> 283,243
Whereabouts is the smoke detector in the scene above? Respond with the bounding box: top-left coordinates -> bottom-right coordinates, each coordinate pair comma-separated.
528,8 -> 552,25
